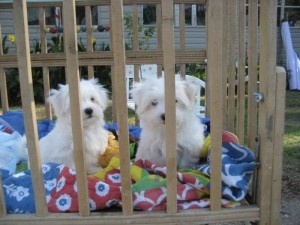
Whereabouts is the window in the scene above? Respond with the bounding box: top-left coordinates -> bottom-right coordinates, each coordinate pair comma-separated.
278,1 -> 300,27
174,4 -> 206,27
27,7 -> 57,25
143,5 -> 156,25
76,6 -> 98,25
196,4 -> 206,26
27,7 -> 98,26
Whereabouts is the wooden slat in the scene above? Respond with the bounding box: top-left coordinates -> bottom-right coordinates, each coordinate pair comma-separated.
110,0 -> 132,216
207,0 -> 223,211
0,50 -> 207,68
42,67 -> 52,119
39,7 -> 52,120
0,206 -> 260,225
0,171 -> 6,217
132,4 -> 140,83
237,0 -> 246,144
222,0 -> 228,128
0,68 -> 8,113
0,25 -> 9,113
85,5 -> 94,79
62,0 -> 89,216
0,0 -> 206,9
162,0 -> 177,214
179,3 -> 186,78
109,6 -> 117,123
247,0 -> 259,151
13,0 -> 48,216
270,67 -> 286,225
156,4 -> 163,77
257,1 -> 278,224
227,0 -> 237,132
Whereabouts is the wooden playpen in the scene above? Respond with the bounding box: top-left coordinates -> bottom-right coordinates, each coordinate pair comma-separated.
0,0 -> 286,224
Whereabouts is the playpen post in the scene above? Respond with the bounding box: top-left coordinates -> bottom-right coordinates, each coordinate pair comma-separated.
270,67 -> 286,225
207,0 -> 223,211
256,1 -> 278,224
111,0 -> 133,216
85,5 -> 95,79
109,6 -> 117,123
156,4 -> 163,78
13,0 -> 48,216
0,172 -> 6,217
63,0 -> 90,216
227,0 -> 237,133
39,7 -> 52,120
247,0 -> 259,152
0,26 -> 9,113
179,4 -> 186,78
162,0 -> 177,214
237,0 -> 246,143
222,1 -> 228,128
132,4 -> 140,125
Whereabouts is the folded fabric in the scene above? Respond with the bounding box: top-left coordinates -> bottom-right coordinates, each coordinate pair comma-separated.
1,163 -> 61,213
0,110 -> 54,139
194,141 -> 255,201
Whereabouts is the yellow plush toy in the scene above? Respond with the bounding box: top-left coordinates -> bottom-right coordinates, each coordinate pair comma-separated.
200,131 -> 239,158
98,132 -> 119,168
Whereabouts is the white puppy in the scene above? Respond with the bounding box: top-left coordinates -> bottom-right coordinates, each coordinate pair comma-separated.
38,78 -> 108,174
132,77 -> 205,169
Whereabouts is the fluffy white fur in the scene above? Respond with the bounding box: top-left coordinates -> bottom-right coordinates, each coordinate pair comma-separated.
132,77 -> 205,169
38,78 -> 109,174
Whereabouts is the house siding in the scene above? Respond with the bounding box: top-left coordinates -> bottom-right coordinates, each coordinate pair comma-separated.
1,8 -> 300,69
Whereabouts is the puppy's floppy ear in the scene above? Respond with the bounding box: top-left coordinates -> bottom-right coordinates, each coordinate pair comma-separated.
131,81 -> 145,106
48,84 -> 70,118
87,78 -> 108,110
183,81 -> 197,106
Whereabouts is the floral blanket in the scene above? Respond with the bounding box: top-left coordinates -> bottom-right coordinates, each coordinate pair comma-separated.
0,111 -> 255,213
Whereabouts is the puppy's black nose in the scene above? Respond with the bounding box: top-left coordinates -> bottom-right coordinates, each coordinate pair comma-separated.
161,113 -> 165,121
85,108 -> 93,116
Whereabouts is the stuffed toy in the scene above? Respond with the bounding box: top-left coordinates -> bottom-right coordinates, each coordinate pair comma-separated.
98,132 -> 119,168
200,131 -> 239,158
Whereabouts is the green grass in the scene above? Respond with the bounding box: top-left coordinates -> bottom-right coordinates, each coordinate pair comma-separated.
283,90 -> 300,167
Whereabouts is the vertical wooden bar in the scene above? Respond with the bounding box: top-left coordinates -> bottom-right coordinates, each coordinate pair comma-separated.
222,1 -> 228,128
85,5 -> 94,79
179,4 -> 186,78
207,0 -> 223,211
237,0 -> 246,144
0,25 -> 9,113
227,0 -> 236,132
39,7 -> 52,120
111,0 -> 132,216
247,0 -> 258,151
132,4 -> 139,82
63,0 -> 89,216
270,67 -> 286,225
0,171 -> 6,217
257,1 -> 277,224
13,0 -> 48,216
162,0 -> 177,214
156,4 -> 163,77
109,6 -> 117,123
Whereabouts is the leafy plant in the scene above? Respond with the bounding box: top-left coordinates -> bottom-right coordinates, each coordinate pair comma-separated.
124,13 -> 156,50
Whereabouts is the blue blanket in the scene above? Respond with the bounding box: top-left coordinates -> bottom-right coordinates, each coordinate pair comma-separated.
0,110 -> 255,213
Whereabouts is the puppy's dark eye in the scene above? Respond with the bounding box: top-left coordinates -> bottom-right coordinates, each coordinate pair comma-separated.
175,99 -> 178,103
91,97 -> 95,102
151,100 -> 158,106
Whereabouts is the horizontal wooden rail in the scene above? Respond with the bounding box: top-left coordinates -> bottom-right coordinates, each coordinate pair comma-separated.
0,50 -> 206,67
0,0 -> 206,9
0,206 -> 260,225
